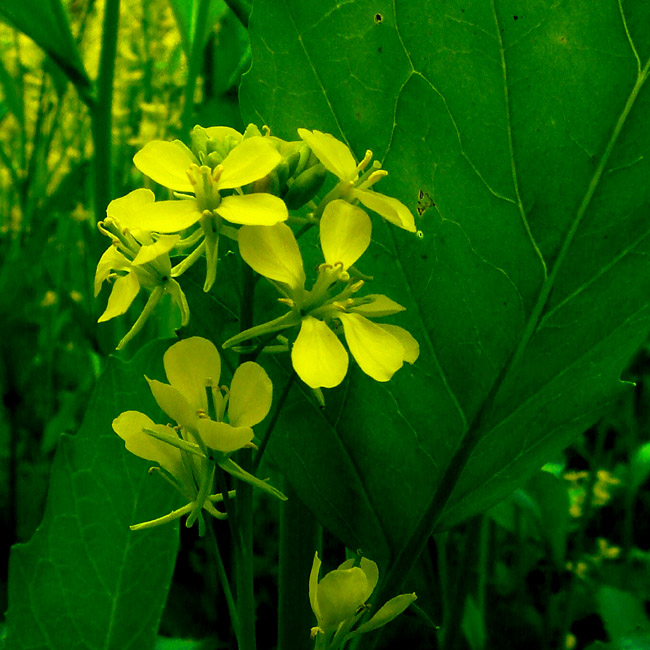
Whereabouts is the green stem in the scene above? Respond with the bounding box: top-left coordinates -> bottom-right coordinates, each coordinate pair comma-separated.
207,519 -> 241,645
235,451 -> 256,650
234,262 -> 258,650
252,372 -> 295,474
278,480 -> 322,650
92,0 -> 120,224
180,0 -> 210,137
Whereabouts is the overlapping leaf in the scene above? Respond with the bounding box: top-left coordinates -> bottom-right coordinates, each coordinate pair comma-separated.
4,341 -> 179,650
240,0 -> 650,570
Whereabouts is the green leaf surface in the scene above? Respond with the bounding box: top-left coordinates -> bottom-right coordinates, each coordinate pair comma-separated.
240,0 -> 650,571
4,341 -> 179,650
597,585 -> 650,641
0,0 -> 92,103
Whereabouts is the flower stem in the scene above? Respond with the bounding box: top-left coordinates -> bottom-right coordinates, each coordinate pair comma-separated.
277,479 -> 322,650
207,519 -> 241,645
234,262 -> 257,650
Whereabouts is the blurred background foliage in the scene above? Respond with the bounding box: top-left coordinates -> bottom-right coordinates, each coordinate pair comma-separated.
0,1 -> 648,649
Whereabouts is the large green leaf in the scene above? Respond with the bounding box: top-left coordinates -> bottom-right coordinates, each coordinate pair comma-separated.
0,0 -> 93,103
4,341 -> 179,650
240,0 -> 650,574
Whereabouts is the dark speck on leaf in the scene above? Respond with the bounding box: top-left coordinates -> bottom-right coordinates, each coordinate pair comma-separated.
374,13 -> 383,24
421,254 -> 428,261
513,15 -> 519,20
378,46 -> 383,53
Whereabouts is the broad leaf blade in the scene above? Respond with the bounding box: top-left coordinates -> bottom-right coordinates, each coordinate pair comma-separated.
4,341 -> 179,650
240,0 -> 650,570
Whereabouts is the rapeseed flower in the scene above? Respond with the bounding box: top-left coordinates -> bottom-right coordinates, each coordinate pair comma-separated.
224,200 -> 419,389
113,337 -> 285,531
298,129 -> 416,232
309,552 -> 416,649
95,189 -> 189,349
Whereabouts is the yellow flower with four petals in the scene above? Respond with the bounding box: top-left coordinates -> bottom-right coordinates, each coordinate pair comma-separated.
225,199 -> 419,389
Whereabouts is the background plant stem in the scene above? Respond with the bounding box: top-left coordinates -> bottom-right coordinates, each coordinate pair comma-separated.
91,0 -> 120,224
179,0 -> 210,138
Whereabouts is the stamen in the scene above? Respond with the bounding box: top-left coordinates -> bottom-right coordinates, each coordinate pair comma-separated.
356,149 -> 373,174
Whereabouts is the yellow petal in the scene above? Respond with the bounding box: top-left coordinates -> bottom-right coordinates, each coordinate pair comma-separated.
339,313 -> 404,382
112,411 -> 185,479
216,193 -> 288,226
106,188 -> 155,232
135,198 -> 201,233
163,337 -> 221,413
217,136 -> 281,189
351,294 -> 405,317
196,419 -> 254,453
291,316 -> 348,389
239,223 -> 305,290
132,234 -> 180,266
98,272 -> 140,322
359,557 -> 380,599
95,246 -> 129,296
297,128 -> 357,180
133,140 -> 196,192
353,189 -> 416,232
317,567 -> 369,632
146,378 -> 196,428
376,323 -> 419,364
227,361 -> 273,428
320,199 -> 371,269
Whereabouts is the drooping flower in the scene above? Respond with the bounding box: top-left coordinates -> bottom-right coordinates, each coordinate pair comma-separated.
112,336 -> 285,531
131,127 -> 289,290
95,189 -> 189,349
224,200 -> 419,389
309,552 -> 416,649
298,128 -> 416,232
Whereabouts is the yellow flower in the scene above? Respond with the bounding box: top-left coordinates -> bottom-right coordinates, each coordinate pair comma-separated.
226,200 -> 419,389
95,189 -> 189,349
131,126 -> 289,290
309,552 -> 416,649
112,337 -> 284,531
298,129 -> 416,232
146,336 -> 272,453
132,129 -> 288,231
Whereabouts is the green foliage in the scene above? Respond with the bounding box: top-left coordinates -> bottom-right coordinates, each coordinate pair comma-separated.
0,0 -> 92,103
241,0 -> 650,576
4,341 -> 179,650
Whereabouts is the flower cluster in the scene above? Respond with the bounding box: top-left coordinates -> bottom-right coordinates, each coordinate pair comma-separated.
96,124 -> 419,388
309,552 -> 416,649
113,336 -> 285,532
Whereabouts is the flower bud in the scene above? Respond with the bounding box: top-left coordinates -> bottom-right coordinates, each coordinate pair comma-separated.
284,163 -> 326,209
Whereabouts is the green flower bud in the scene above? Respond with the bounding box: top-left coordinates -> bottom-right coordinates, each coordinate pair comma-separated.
190,125 -> 209,158
206,150 -> 224,167
243,123 -> 263,139
284,163 -> 326,209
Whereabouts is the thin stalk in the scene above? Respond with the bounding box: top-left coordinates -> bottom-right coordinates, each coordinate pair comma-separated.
207,518 -> 241,644
278,480 -> 322,650
179,0 -> 210,137
234,262 -> 257,650
92,0 -> 120,224
252,372 -> 295,474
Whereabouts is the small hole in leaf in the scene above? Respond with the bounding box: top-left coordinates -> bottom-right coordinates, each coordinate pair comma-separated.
374,13 -> 383,24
